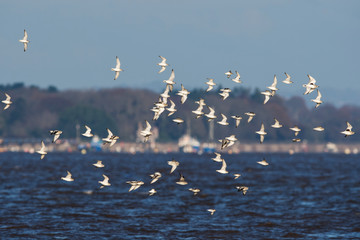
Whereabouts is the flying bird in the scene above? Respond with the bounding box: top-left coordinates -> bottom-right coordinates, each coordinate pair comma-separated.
261,90 -> 273,104
102,128 -> 119,147
341,121 -> 355,137
217,113 -> 229,126
232,71 -> 241,83
313,126 -> 324,132
176,173 -> 188,185
82,125 -> 93,137
219,88 -> 231,100
282,72 -> 293,84
231,115 -> 242,128
257,158 -> 269,166
126,181 -> 144,192
188,188 -> 200,195
205,78 -> 216,92
163,69 -> 175,91
93,160 -> 105,168
168,159 -> 179,174
234,173 -> 241,179
311,89 -> 323,108
36,141 -> 47,159
140,120 -> 152,142
61,171 -> 74,182
245,112 -> 256,123
216,159 -> 228,174
150,172 -> 162,184
157,56 -> 169,73
49,130 -> 62,143
99,174 -> 111,189
176,84 -> 190,104
211,152 -> 223,162
207,209 -> 216,215
205,106 -> 217,121
2,93 -> 12,110
236,186 -> 249,195
303,74 -> 319,95
255,123 -> 267,143
290,125 -> 301,136
19,29 -> 29,52
225,70 -> 233,78
166,100 -> 177,116
111,56 -> 123,80
271,118 -> 283,129
173,118 -> 184,124
149,189 -> 157,196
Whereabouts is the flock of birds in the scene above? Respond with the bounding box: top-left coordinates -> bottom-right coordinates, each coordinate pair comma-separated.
11,29 -> 356,215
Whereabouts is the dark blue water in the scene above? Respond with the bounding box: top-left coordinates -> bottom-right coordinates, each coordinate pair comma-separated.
0,152 -> 359,239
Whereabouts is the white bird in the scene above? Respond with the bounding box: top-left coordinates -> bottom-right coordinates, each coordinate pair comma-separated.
205,106 -> 217,121
49,130 -> 62,143
157,56 -> 169,73
219,88 -> 231,100
188,188 -> 200,195
257,158 -> 269,166
217,113 -> 229,126
216,159 -> 228,174
313,126 -> 324,132
236,186 -> 249,195
290,125 -> 301,136
303,74 -> 319,95
150,172 -> 162,184
292,138 -> 301,142
311,89 -> 323,108
160,85 -> 170,99
261,90 -> 273,104
61,171 -> 74,182
192,105 -> 204,119
166,100 -> 177,116
93,160 -> 104,168
255,123 -> 267,144
19,29 -> 29,52
111,56 -> 123,80
176,173 -> 188,185
341,121 -> 355,137
207,209 -> 216,215
211,152 -> 223,162
140,120 -> 152,142
232,71 -> 241,83
205,78 -> 216,92
149,189 -> 157,196
231,115 -> 242,128
163,69 -> 175,91
82,125 -> 93,137
282,72 -> 293,84
245,112 -> 256,123
234,173 -> 241,179
126,181 -> 144,192
267,75 -> 278,94
271,118 -> 283,128
2,93 -> 12,110
99,174 -> 111,189
225,70 -> 233,78
176,84 -> 190,104
168,159 -> 179,174
173,118 -> 184,124
36,141 -> 47,159
102,128 -> 119,147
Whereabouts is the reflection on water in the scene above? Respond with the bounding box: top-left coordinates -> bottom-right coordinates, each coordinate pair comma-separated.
0,152 -> 359,239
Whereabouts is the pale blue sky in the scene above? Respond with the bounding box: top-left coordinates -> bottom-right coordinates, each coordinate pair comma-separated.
1,0 -> 359,106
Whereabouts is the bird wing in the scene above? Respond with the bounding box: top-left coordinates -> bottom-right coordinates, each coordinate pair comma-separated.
5,93 -> 11,101
107,128 -> 113,138
115,56 -> 121,68
168,69 -> 175,82
114,71 -> 120,80
24,29 -> 28,40
158,66 -> 166,73
346,121 -> 352,131
145,120 -> 151,131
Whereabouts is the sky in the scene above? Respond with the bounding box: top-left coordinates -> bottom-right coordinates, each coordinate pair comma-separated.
0,0 -> 359,106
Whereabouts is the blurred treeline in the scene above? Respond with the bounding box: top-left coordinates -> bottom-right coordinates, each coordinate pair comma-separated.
0,82 -> 359,143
